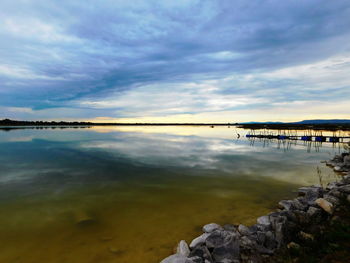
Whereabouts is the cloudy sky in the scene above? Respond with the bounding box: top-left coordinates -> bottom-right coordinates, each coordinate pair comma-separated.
1,0 -> 350,122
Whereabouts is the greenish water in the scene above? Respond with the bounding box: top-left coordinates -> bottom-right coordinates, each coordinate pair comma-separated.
0,126 -> 342,263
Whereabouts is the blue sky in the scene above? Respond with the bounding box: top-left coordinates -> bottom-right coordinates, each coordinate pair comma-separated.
0,0 -> 350,122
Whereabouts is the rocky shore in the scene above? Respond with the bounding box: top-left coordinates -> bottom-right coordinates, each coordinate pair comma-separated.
160,152 -> 350,263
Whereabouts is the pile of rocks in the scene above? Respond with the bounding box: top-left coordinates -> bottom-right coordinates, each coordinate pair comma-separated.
326,152 -> 350,174
161,154 -> 350,263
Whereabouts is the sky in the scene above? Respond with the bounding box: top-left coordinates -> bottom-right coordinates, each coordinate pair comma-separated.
0,0 -> 350,123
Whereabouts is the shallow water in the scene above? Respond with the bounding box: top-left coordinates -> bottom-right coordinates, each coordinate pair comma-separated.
0,126 -> 344,263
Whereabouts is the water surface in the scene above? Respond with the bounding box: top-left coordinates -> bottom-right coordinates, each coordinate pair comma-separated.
0,126 -> 342,263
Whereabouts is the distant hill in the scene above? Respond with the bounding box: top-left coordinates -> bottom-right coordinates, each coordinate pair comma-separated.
241,119 -> 350,125
293,119 -> 350,124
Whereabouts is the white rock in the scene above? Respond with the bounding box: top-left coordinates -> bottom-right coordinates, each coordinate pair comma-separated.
177,240 -> 190,257
334,166 -> 341,171
189,233 -> 210,248
257,216 -> 270,225
160,254 -> 193,263
202,223 -> 222,233
315,198 -> 334,214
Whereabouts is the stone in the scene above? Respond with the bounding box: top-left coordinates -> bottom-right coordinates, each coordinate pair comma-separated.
264,231 -> 277,250
299,231 -> 314,241
298,186 -> 323,205
343,175 -> 350,184
279,210 -> 297,223
292,199 -> 307,211
238,224 -> 251,236
189,245 -> 212,262
205,230 -> 236,249
334,166 -> 341,171
323,194 -> 340,206
347,195 -> 350,204
328,189 -> 343,198
315,198 -> 334,214
338,185 -> 350,194
223,224 -> 237,232
307,206 -> 321,218
160,254 -> 194,263
239,235 -> 256,248
188,256 -> 202,263
344,155 -> 350,164
203,223 -> 222,233
257,216 -> 270,226
211,238 -> 240,263
189,233 -> 210,249
326,182 -> 339,190
341,152 -> 349,158
278,200 -> 293,211
177,240 -> 190,257
255,245 -> 274,255
256,223 -> 271,232
256,231 -> 266,245
278,199 -> 306,211
274,222 -> 285,247
287,242 -> 300,251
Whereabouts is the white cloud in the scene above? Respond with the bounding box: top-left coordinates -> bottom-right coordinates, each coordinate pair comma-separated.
78,81 -> 267,116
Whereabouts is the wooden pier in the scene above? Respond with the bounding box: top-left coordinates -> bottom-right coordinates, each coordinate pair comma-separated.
246,134 -> 350,143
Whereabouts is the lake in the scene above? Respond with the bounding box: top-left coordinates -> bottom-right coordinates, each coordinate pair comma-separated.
0,126 -> 343,263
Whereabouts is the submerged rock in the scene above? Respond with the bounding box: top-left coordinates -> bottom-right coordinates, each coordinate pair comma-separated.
73,210 -> 96,225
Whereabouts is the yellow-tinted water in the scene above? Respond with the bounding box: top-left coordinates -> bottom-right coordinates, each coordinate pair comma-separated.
0,126 -> 341,262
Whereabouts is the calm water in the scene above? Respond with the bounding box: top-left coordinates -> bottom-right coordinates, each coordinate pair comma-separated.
0,126 -> 344,263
